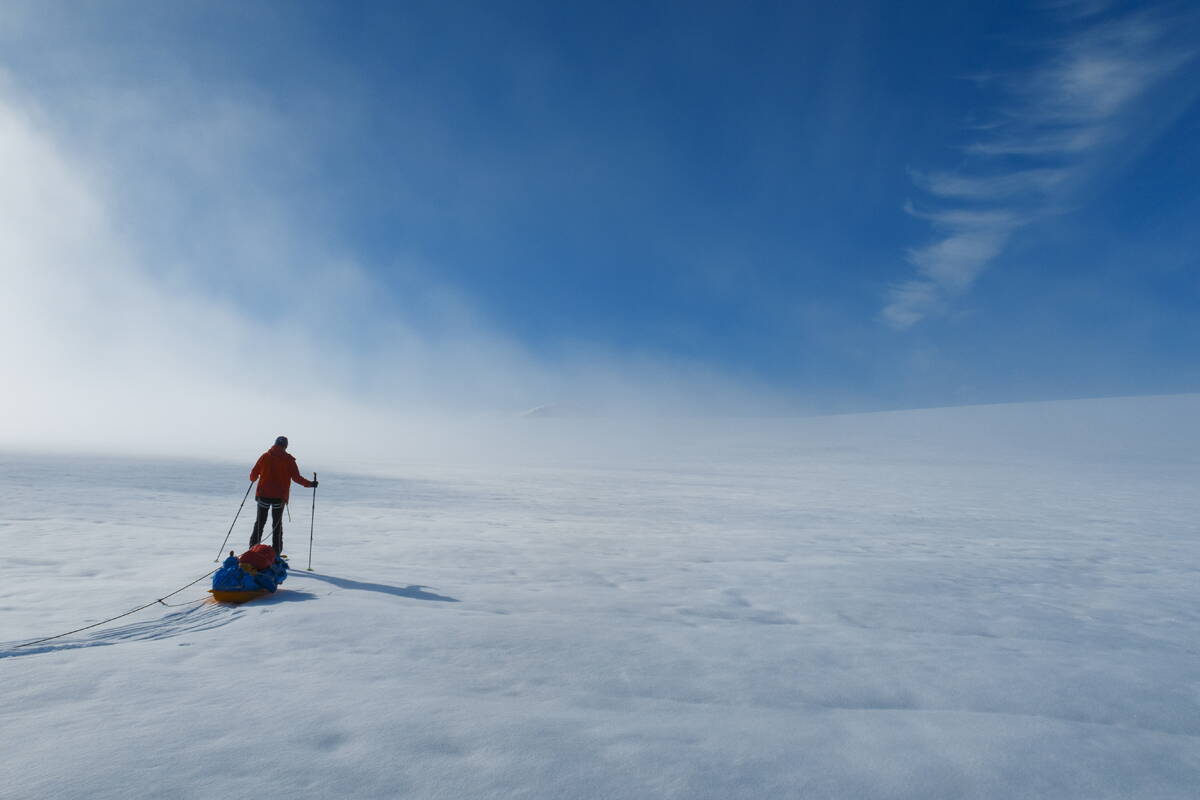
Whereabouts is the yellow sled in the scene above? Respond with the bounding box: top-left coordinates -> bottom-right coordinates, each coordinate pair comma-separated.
208,589 -> 271,604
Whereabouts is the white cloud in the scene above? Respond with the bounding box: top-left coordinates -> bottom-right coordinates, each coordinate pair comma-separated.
885,7 -> 1195,329
907,230 -> 1010,290
909,168 -> 1069,200
965,128 -> 1104,156
903,204 -> 1026,231
0,82 -> 788,459
1041,0 -> 1114,21
880,280 -> 941,329
1016,15 -> 1194,129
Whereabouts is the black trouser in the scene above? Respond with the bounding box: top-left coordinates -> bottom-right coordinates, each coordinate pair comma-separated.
249,497 -> 285,555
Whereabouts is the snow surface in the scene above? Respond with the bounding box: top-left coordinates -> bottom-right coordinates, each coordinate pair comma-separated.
3,396 -> 1199,799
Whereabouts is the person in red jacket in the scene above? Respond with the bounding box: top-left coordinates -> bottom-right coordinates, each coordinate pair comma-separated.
249,436 -> 317,555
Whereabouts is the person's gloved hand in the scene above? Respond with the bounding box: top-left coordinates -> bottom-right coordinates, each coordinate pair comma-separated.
311,480 -> 319,488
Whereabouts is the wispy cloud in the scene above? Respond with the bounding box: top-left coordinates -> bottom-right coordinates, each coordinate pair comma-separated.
1041,0 -> 1115,22
909,168 -> 1070,200
883,6 -> 1195,329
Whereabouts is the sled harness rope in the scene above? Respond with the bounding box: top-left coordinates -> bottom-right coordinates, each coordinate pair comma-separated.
14,568 -> 217,649
15,475 -> 316,650
213,481 -> 256,562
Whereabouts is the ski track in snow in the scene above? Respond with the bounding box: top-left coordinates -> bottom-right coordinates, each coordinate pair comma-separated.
2,397 -> 1200,799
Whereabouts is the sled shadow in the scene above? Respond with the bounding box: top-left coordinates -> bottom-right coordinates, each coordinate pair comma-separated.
296,571 -> 458,603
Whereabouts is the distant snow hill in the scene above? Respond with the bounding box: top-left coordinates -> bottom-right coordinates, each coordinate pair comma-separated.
519,404 -> 590,418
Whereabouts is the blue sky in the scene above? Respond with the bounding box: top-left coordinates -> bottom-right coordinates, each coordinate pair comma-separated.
1,0 -> 1198,437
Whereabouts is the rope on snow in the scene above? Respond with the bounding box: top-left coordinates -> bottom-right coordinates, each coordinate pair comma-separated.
14,569 -> 217,649
17,479 -> 262,649
15,472 -> 317,649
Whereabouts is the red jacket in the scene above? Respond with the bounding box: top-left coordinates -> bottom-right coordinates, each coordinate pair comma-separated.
250,445 -> 314,502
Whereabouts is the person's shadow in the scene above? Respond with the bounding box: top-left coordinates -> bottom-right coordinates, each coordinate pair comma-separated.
295,571 -> 458,603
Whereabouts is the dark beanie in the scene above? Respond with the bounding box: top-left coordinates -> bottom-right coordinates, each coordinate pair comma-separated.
275,436 -> 289,448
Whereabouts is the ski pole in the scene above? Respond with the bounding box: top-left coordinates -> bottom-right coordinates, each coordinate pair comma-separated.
215,481 -> 255,562
307,472 -> 317,571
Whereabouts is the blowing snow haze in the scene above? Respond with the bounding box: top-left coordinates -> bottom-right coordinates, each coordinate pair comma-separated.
0,0 -> 1198,453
